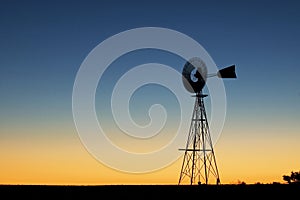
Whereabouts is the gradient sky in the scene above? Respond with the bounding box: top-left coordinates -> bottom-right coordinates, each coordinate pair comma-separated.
1,0 -> 300,185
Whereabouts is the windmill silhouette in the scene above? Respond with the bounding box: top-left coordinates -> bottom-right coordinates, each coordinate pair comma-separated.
178,57 -> 236,185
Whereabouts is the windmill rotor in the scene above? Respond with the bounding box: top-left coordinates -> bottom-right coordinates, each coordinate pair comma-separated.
182,57 -> 237,93
182,57 -> 207,93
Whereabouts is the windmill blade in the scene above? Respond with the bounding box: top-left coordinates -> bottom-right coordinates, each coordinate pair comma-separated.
217,65 -> 237,78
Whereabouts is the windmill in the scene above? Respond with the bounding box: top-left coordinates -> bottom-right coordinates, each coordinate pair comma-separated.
178,57 -> 236,185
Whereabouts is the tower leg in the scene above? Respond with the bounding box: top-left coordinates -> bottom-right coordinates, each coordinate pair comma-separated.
178,92 -> 220,185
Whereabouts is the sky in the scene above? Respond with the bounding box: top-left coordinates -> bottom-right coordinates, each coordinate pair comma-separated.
0,0 -> 300,185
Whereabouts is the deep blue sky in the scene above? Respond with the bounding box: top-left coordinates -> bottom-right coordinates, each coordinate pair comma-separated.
1,0 -> 299,137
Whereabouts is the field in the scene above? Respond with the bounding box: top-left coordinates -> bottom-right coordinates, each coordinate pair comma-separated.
0,184 -> 299,198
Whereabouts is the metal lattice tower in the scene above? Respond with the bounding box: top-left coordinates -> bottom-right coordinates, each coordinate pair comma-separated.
178,91 -> 220,185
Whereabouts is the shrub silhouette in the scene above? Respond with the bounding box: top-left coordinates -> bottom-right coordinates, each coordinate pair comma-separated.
283,171 -> 300,184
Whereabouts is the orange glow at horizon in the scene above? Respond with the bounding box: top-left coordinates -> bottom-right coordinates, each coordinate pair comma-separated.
1,126 -> 300,185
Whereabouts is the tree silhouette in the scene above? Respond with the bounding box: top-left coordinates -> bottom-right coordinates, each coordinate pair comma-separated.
283,171 -> 300,184
283,175 -> 291,184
